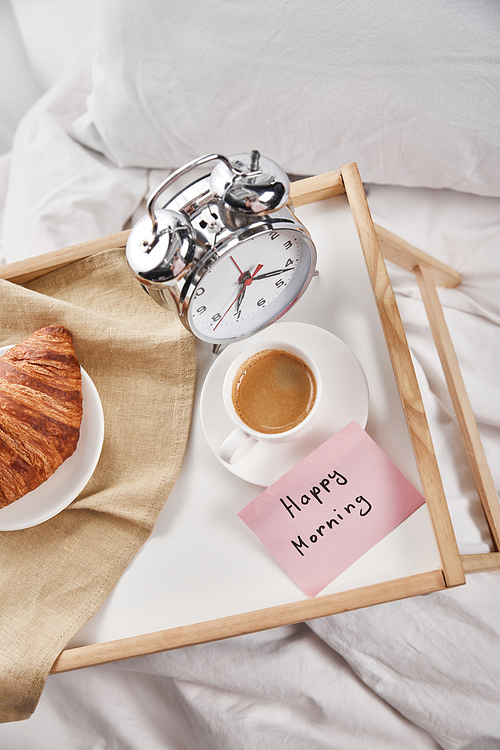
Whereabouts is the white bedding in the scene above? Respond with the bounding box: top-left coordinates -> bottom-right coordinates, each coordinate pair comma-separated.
1,3 -> 500,748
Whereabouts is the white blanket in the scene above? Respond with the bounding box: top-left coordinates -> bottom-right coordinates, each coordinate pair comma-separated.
1,6 -> 499,748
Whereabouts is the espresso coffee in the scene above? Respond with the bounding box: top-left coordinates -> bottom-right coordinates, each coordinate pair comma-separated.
232,349 -> 317,434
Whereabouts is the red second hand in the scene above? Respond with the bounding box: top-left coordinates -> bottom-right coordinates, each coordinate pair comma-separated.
230,256 -> 244,276
214,264 -> 264,331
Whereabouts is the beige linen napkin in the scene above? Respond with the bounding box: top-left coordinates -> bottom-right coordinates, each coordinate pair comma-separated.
0,247 -> 196,722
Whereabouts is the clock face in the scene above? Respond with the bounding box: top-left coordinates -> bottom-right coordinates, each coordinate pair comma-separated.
187,228 -> 315,343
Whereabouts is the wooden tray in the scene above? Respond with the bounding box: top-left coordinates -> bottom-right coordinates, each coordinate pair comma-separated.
2,163 -> 498,673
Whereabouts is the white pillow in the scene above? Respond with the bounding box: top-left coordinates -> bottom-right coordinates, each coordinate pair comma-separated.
9,0 -> 101,91
0,1 -> 43,154
70,0 -> 500,197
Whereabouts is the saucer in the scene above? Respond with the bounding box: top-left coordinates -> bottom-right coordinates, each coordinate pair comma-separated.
0,346 -> 104,530
200,322 -> 369,487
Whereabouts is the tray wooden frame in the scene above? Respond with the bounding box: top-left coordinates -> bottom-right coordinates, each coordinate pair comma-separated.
2,162 -> 499,674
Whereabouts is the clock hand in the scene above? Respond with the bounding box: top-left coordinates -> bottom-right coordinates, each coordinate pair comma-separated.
253,267 -> 295,280
230,256 -> 245,276
214,263 -> 264,331
234,262 -> 263,313
236,285 -> 246,312
248,263 -> 264,281
230,256 -> 253,312
214,284 -> 245,330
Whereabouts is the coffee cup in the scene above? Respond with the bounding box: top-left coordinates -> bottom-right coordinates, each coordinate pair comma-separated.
219,340 -> 322,465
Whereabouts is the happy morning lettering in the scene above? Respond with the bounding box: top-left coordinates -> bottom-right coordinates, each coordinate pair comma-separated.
279,470 -> 372,556
238,423 -> 426,597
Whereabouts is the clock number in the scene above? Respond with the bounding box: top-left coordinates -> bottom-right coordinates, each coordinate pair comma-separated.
283,240 -> 293,250
196,305 -> 207,314
275,279 -> 285,289
285,258 -> 294,267
270,231 -> 280,241
212,313 -> 222,323
195,287 -> 205,297
257,298 -> 266,307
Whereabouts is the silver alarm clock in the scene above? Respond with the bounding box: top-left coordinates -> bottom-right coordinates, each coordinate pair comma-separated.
126,151 -> 317,351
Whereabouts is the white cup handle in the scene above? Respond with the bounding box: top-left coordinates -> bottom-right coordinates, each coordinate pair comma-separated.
219,427 -> 258,464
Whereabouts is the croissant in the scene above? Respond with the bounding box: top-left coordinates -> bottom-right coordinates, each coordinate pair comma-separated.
0,326 -> 83,508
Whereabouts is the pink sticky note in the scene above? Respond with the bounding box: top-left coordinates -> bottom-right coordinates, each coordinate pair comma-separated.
238,421 -> 425,597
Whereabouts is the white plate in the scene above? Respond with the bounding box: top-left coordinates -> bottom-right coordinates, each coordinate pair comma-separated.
200,322 -> 369,487
0,345 -> 104,530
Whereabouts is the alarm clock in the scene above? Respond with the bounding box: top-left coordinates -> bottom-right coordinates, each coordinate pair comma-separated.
126,151 -> 317,352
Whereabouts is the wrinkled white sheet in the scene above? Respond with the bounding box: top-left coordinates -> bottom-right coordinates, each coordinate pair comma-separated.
1,13 -> 500,750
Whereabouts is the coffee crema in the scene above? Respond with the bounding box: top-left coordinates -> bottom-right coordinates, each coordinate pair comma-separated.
231,349 -> 317,434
